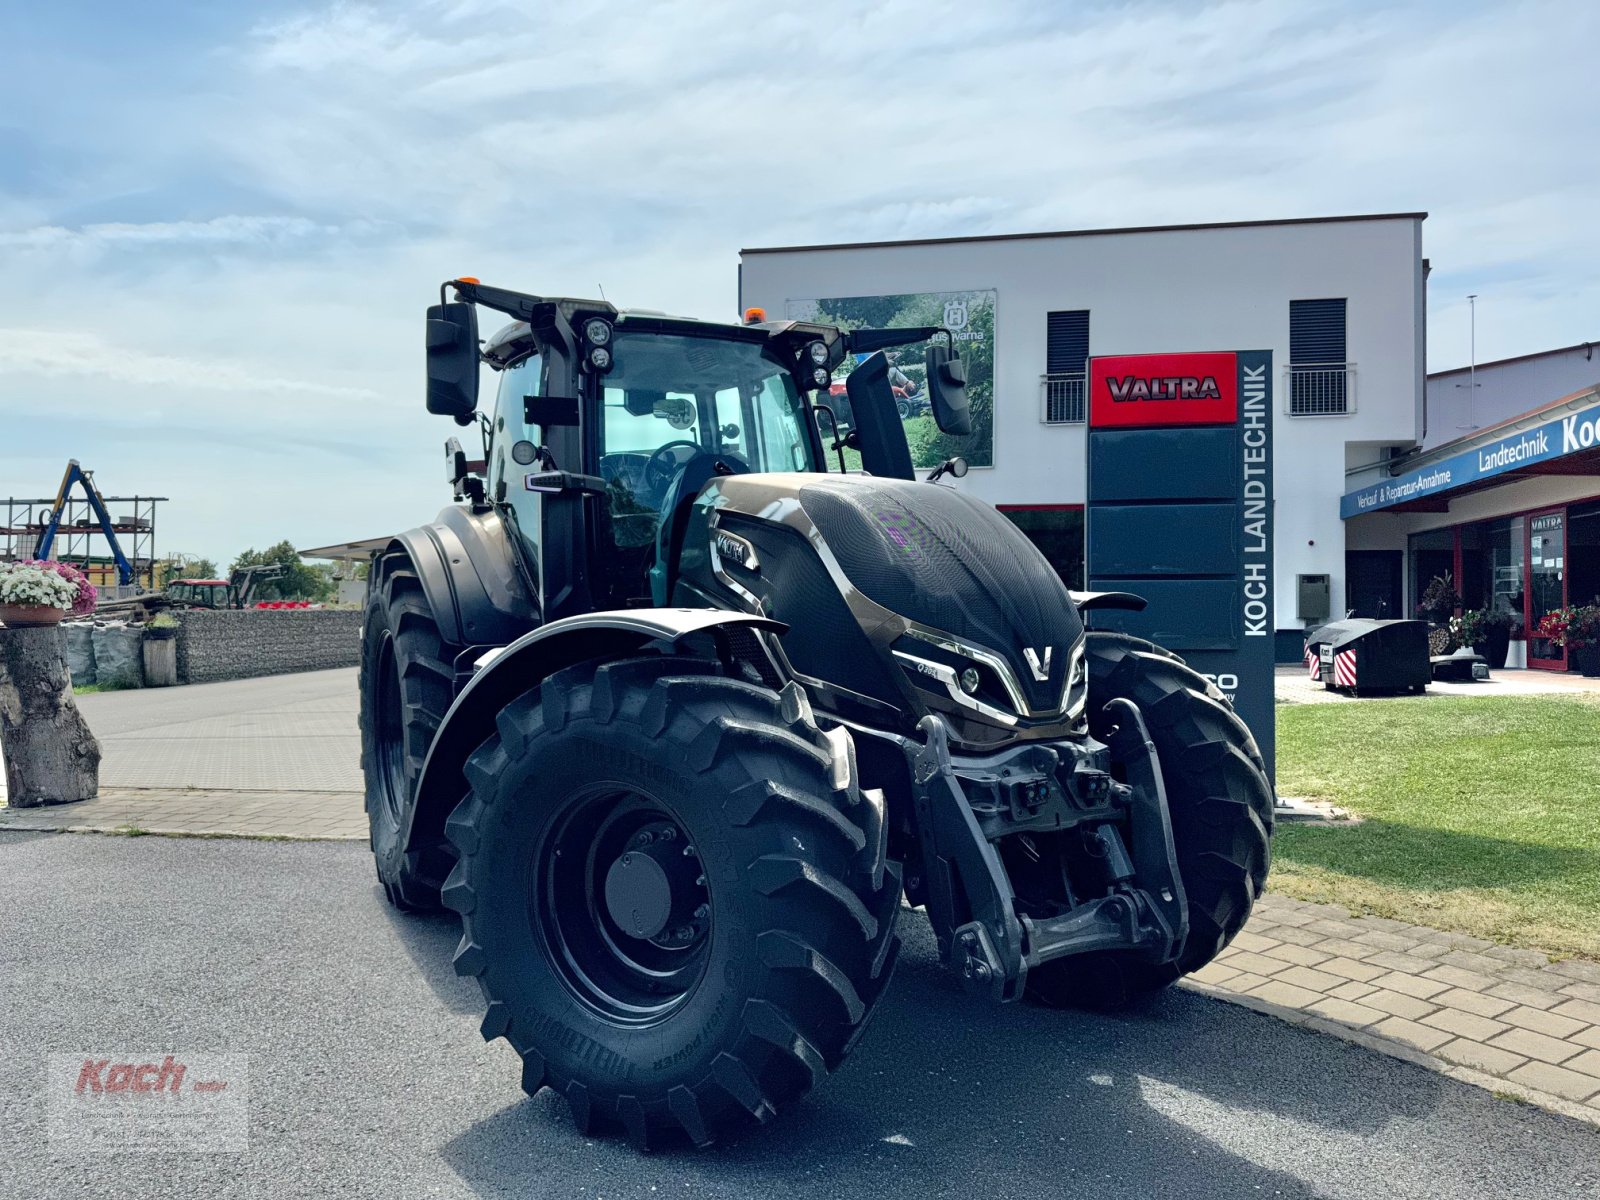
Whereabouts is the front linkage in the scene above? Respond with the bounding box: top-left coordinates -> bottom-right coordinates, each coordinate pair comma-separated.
902,701 -> 1189,1002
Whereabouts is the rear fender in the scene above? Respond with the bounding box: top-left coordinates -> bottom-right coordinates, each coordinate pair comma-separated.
389,506 -> 537,648
404,608 -> 788,854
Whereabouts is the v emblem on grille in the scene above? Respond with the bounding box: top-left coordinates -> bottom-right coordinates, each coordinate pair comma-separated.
1022,646 -> 1052,682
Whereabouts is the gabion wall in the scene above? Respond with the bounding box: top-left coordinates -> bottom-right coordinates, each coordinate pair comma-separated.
176,609 -> 363,684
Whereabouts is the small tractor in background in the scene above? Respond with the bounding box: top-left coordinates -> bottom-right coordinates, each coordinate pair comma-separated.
359,279 -> 1273,1148
161,565 -> 290,610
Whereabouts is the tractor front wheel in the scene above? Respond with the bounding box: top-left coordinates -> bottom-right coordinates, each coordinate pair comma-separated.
443,656 -> 901,1148
1024,631 -> 1273,1010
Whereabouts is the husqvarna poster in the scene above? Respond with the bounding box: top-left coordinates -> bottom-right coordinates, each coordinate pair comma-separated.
785,289 -> 996,470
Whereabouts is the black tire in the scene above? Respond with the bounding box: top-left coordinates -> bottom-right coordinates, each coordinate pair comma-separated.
358,552 -> 456,911
442,656 -> 901,1148
1026,631 -> 1272,1010
895,398 -> 911,419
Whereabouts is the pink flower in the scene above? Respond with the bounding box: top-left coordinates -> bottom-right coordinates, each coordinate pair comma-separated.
17,559 -> 98,616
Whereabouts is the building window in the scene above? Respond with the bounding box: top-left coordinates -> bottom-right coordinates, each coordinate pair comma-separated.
1571,501 -> 1600,611
1040,310 -> 1089,424
1000,505 -> 1083,589
1288,297 -> 1351,415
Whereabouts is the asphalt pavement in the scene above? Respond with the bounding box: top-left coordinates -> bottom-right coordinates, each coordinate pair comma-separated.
2,832 -> 1596,1200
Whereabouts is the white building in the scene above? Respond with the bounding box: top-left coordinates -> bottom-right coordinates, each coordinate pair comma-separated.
740,213 -> 1428,661
1344,343 -> 1600,670
1424,340 -> 1600,451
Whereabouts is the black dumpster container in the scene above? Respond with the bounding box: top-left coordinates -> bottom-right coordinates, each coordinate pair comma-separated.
1315,619 -> 1431,695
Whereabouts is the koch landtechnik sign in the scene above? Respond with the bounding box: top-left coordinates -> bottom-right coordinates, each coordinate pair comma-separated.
1341,393 -> 1600,518
1085,350 -> 1275,778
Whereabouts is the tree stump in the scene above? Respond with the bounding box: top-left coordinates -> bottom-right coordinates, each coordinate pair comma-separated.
0,626 -> 101,807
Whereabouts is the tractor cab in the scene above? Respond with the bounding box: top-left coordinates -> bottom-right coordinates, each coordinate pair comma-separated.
163,578 -> 230,608
428,279 -> 972,618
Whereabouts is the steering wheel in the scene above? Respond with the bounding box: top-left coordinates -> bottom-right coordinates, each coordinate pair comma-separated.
643,440 -> 703,496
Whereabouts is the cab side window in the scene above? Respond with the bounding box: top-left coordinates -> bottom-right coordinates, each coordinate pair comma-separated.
490,354 -> 544,553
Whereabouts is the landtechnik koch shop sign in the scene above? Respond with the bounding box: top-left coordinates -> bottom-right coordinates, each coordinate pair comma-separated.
1085,350 -> 1275,776
1341,392 -> 1600,518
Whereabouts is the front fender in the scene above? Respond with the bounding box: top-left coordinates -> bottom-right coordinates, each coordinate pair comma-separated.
404,608 -> 786,855
1068,589 -> 1147,613
390,505 -> 537,647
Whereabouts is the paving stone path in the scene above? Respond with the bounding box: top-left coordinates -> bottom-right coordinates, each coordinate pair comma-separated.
1190,894 -> 1600,1124
0,786 -> 365,839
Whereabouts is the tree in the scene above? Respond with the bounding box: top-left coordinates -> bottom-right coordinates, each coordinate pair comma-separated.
816,290 -> 996,470
228,541 -> 336,602
157,554 -> 218,586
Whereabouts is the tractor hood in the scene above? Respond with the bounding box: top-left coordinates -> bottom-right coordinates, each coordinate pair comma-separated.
795,477 -> 1085,714
682,473 -> 1087,744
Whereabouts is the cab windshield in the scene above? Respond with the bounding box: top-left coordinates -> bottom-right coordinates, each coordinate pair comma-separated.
585,329 -> 817,605
597,331 -> 816,549
599,331 -> 815,468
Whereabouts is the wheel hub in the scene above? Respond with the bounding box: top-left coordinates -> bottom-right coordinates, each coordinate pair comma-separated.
601,822 -> 707,949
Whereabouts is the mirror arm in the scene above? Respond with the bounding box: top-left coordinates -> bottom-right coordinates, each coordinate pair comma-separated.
845,325 -> 957,354
813,402 -> 849,473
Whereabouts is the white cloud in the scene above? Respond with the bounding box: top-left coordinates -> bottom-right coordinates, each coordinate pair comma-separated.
0,215 -> 374,254
0,329 -> 378,401
0,0 -> 1596,563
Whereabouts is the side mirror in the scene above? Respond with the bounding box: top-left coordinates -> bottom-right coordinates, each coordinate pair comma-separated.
843,352 -> 915,480
926,455 -> 968,483
426,301 -> 479,425
924,343 -> 972,436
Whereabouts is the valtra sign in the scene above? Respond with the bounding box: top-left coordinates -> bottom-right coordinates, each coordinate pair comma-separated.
1084,348 -> 1275,777
1089,352 -> 1240,428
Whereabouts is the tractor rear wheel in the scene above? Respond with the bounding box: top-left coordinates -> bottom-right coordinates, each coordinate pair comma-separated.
1024,631 -> 1272,1010
442,656 -> 901,1148
358,552 -> 455,911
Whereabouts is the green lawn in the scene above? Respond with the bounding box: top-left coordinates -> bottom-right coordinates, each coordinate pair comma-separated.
1273,695 -> 1600,959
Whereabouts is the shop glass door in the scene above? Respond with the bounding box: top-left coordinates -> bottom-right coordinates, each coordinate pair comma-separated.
1527,510 -> 1567,669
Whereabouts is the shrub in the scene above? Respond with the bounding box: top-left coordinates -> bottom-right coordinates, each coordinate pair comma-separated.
1415,573 -> 1462,623
1480,607 -> 1518,630
1450,609 -> 1485,650
1534,606 -> 1578,647
1563,606 -> 1600,650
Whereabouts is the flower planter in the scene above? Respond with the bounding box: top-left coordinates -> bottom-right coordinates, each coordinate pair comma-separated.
1577,644 -> 1600,679
0,603 -> 66,628
1473,626 -> 1512,670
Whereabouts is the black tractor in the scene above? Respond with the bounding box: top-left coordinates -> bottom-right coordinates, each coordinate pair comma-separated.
360,279 -> 1273,1148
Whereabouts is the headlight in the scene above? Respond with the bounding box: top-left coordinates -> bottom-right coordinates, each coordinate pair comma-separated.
812,366 -> 830,387
588,345 -> 612,371
807,340 -> 829,366
1064,643 -> 1088,721
583,318 -> 612,346
891,641 -> 1018,726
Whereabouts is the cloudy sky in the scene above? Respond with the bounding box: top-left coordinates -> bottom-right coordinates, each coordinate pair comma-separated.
1,0 -> 1595,567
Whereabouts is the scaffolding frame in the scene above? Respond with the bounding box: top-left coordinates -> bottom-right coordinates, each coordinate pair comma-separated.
1,491 -> 167,593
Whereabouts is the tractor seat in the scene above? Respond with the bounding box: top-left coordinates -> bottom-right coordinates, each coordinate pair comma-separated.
648,450 -> 748,605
